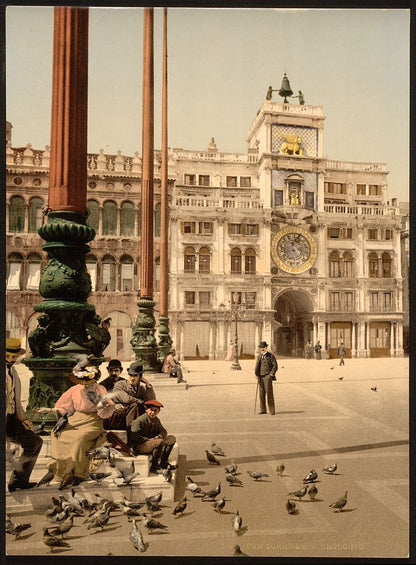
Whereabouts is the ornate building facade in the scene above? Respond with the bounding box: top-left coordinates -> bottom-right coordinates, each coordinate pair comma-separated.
5,95 -> 408,360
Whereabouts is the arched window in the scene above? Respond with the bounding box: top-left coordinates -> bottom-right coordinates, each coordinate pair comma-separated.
9,196 -> 25,232
231,248 -> 242,274
7,253 -> 23,290
120,201 -> 134,236
329,251 -> 341,278
86,255 -> 98,292
369,252 -> 379,278
120,255 -> 134,291
103,201 -> 117,235
184,246 -> 196,273
382,252 -> 392,278
27,253 -> 42,290
87,200 -> 99,232
245,248 -> 256,274
199,247 -> 210,274
154,203 -> 161,237
101,255 -> 116,291
28,197 -> 44,232
343,252 -> 354,278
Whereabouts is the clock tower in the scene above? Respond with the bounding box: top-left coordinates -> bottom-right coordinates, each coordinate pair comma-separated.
247,75 -> 327,355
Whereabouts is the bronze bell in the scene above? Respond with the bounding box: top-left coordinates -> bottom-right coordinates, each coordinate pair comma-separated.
279,73 -> 293,103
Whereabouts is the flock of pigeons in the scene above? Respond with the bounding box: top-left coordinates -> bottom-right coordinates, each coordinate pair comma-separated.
6,439 -> 349,556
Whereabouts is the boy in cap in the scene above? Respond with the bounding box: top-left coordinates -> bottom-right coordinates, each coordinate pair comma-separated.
102,361 -> 156,443
254,341 -> 278,415
5,337 -> 43,491
129,399 -> 177,473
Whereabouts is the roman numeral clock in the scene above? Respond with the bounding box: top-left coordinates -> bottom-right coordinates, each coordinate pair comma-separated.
271,226 -> 317,274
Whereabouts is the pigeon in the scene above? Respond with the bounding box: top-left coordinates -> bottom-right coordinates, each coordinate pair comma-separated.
233,544 -> 249,557
145,492 -> 163,506
48,509 -> 70,523
142,514 -> 168,534
84,501 -> 114,524
371,386 -> 378,392
247,470 -> 269,481
87,505 -> 111,531
97,391 -> 120,410
322,463 -> 337,474
186,476 -> 206,497
206,450 -> 220,465
338,376 -> 344,381
120,496 -> 144,510
114,460 -> 139,485
226,473 -> 243,486
162,467 -> 172,483
33,422 -> 45,434
303,469 -> 318,483
86,444 -> 116,461
89,472 -> 112,485
202,483 -> 221,500
72,354 -> 94,372
307,485 -> 318,500
86,389 -> 102,405
70,488 -> 91,510
48,515 -> 74,538
233,510 -> 243,534
58,495 -> 84,514
286,499 -> 297,514
58,469 -> 84,490
42,527 -> 70,552
52,413 -> 69,437
329,491 -> 348,512
276,463 -> 285,476
288,485 -> 308,500
224,461 -> 238,475
213,497 -> 226,513
36,469 -> 55,487
211,441 -> 226,456
130,519 -> 146,552
145,500 -> 162,513
6,515 -> 31,539
123,506 -> 145,518
172,496 -> 187,516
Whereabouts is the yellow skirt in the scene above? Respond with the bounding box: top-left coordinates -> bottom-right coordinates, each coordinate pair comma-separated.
48,411 -> 107,481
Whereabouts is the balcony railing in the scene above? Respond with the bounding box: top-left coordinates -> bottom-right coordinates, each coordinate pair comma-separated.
324,204 -> 397,216
174,197 -> 263,209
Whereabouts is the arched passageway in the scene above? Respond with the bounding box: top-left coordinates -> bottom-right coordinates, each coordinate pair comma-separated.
274,290 -> 314,357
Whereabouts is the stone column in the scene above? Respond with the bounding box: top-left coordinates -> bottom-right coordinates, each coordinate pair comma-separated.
157,8 -> 172,360
23,7 -> 110,427
131,8 -> 159,372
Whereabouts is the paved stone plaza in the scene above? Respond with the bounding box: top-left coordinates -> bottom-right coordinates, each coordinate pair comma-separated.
5,356 -> 409,559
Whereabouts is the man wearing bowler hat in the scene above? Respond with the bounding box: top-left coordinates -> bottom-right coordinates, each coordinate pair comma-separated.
5,337 -> 43,491
103,361 -> 156,443
130,399 -> 177,473
254,341 -> 278,415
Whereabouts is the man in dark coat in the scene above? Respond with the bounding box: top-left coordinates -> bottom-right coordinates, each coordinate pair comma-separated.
102,361 -> 155,444
129,399 -> 177,473
255,341 -> 278,416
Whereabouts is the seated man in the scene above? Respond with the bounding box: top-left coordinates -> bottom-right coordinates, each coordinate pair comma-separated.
130,399 -> 177,474
162,348 -> 186,383
100,359 -> 152,392
103,361 -> 155,443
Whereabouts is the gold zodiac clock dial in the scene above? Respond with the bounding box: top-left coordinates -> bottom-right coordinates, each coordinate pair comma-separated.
271,226 -> 317,274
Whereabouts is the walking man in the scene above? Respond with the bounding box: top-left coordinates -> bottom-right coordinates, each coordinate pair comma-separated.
337,342 -> 346,366
6,337 -> 43,492
254,341 -> 278,416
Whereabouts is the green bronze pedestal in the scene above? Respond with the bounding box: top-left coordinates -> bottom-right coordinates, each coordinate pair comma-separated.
157,314 -> 173,365
131,296 -> 161,373
22,211 -> 110,426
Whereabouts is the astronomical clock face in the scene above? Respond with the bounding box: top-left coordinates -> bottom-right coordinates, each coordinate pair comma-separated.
271,226 -> 317,274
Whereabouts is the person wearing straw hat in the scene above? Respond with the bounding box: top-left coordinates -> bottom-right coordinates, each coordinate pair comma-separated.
37,355 -> 117,484
5,337 -> 43,492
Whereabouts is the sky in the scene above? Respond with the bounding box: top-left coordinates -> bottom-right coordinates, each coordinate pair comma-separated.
5,6 -> 410,203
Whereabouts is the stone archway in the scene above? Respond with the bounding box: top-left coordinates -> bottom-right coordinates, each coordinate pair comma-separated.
273,290 -> 314,357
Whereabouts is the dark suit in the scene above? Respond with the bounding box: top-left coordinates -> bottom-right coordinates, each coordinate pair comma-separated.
255,351 -> 278,414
